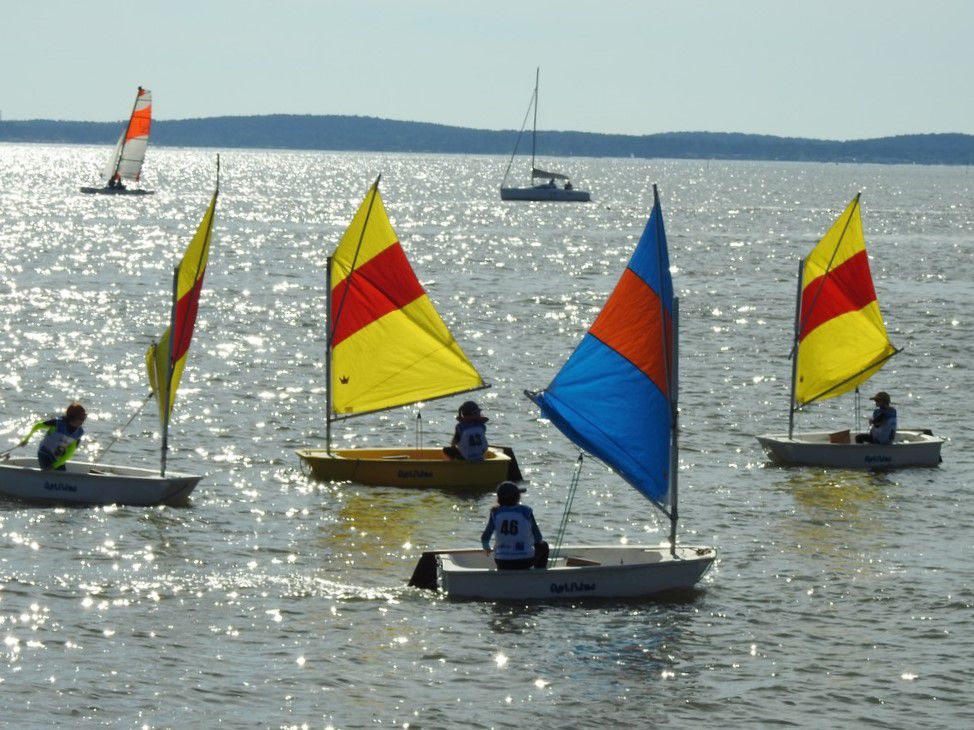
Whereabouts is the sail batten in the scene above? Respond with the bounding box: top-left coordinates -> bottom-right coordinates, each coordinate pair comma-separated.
329,182 -> 485,417
528,187 -> 674,506
794,195 -> 895,407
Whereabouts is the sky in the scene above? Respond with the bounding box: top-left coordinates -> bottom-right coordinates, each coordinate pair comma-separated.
1,0 -> 971,140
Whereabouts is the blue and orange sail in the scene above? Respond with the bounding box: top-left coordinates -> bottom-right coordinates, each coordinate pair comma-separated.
146,169 -> 218,439
794,194 -> 896,406
527,185 -> 675,506
328,179 -> 484,417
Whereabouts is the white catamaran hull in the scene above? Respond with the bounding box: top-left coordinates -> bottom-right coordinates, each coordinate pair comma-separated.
436,545 -> 716,600
79,186 -> 154,195
0,457 -> 200,506
500,186 -> 591,202
756,430 -> 943,468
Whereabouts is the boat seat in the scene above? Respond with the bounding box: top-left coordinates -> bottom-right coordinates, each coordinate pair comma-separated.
564,556 -> 601,567
380,455 -> 410,460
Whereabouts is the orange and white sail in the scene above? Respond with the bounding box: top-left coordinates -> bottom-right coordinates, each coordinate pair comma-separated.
328,179 -> 484,417
794,194 -> 896,406
102,87 -> 152,182
146,174 -> 217,432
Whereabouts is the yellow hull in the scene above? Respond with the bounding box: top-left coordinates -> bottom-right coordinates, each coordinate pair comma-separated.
296,447 -> 516,489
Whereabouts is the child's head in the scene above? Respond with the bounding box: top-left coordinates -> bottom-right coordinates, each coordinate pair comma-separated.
65,402 -> 87,428
458,400 -> 481,420
496,480 -> 525,507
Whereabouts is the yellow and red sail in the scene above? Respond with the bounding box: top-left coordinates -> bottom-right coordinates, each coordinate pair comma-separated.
329,181 -> 484,416
794,194 -> 896,406
146,186 -> 218,427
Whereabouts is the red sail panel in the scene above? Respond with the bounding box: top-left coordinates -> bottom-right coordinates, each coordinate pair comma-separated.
799,249 -> 877,342
330,242 -> 426,348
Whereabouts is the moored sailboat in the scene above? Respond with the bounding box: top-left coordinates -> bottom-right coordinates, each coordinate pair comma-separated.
412,186 -> 716,599
80,86 -> 154,195
0,160 -> 219,505
499,69 -> 590,202
296,177 -> 520,489
755,194 -> 944,468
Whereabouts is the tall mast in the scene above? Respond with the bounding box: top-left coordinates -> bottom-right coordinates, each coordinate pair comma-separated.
668,298 -> 680,556
787,258 -> 804,438
325,255 -> 333,454
112,86 -> 143,182
161,263 -> 178,477
530,67 -> 539,174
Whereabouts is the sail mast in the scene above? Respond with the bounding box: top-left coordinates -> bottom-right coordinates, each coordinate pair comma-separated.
161,264 -> 178,477
668,297 -> 680,555
325,255 -> 333,454
787,257 -> 804,438
111,86 -> 143,182
530,68 -> 539,175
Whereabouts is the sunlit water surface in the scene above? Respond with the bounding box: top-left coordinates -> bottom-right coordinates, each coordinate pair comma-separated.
0,144 -> 972,728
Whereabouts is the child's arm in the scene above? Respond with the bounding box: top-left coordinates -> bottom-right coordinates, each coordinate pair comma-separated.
50,440 -> 79,470
480,509 -> 496,552
19,419 -> 55,446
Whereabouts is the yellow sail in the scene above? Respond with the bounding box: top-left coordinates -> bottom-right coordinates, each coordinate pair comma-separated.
795,195 -> 896,406
329,182 -> 484,416
146,188 -> 218,427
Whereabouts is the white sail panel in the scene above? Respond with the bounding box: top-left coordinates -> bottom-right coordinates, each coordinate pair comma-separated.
101,133 -> 124,181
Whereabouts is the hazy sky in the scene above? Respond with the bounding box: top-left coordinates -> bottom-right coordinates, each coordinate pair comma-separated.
1,1 -> 971,140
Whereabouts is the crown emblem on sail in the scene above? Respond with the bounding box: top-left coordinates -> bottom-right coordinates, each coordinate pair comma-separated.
340,376 -> 349,384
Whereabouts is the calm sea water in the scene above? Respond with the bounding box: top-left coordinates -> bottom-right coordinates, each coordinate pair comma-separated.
0,144 -> 972,728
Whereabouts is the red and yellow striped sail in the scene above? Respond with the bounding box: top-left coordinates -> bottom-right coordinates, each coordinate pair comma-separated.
329,182 -> 484,416
146,187 -> 218,426
795,195 -> 895,406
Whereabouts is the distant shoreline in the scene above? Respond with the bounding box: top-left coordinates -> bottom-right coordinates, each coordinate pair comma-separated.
1,114 -> 973,166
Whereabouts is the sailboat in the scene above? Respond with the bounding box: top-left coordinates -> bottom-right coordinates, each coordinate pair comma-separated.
755,194 -> 943,468
80,86 -> 154,195
411,186 -> 716,599
0,160 -> 219,505
499,69 -> 591,202
296,177 -> 520,489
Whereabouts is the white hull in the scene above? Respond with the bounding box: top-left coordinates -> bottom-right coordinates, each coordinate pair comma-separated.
79,186 -> 154,195
500,186 -> 591,202
755,430 -> 943,468
437,545 -> 715,600
0,457 -> 200,506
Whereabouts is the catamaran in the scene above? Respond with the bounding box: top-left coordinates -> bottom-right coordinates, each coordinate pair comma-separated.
410,185 -> 716,600
499,69 -> 591,202
755,194 -> 943,468
0,160 -> 219,505
296,177 -> 521,489
80,86 -> 154,195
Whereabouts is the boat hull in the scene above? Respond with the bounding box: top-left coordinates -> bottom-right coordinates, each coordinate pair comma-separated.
79,186 -> 154,195
755,430 -> 944,468
500,187 -> 591,202
0,457 -> 200,506
435,545 -> 716,600
296,447 -> 515,489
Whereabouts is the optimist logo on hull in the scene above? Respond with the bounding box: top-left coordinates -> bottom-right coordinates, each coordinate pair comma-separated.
550,581 -> 597,595
44,481 -> 79,493
864,455 -> 893,464
397,469 -> 434,479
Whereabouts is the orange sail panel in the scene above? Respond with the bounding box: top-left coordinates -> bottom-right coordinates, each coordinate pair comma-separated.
146,187 -> 218,427
329,182 -> 484,416
794,195 -> 896,406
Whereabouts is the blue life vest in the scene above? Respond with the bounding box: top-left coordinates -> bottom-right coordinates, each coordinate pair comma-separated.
485,505 -> 537,560
38,418 -> 84,460
454,420 -> 487,462
870,405 -> 897,444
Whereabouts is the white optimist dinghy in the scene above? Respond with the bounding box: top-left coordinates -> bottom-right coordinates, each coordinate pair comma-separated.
0,160 -> 219,506
410,186 -> 716,600
755,194 -> 944,469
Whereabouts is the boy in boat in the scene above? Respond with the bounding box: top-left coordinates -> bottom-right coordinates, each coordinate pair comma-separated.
855,391 -> 897,444
19,402 -> 87,470
443,400 -> 488,462
482,481 -> 549,570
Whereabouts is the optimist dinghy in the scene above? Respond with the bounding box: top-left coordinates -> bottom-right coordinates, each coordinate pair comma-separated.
296,177 -> 520,489
0,161 -> 219,506
80,86 -> 154,195
410,186 -> 716,600
755,194 -> 944,468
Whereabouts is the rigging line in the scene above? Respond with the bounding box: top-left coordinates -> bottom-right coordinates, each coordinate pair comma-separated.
791,194 -> 861,357
95,392 -> 153,464
549,452 -> 584,568
501,85 -> 537,187
329,175 -> 382,349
